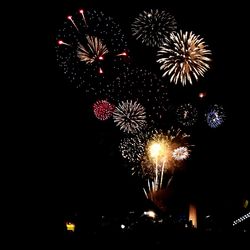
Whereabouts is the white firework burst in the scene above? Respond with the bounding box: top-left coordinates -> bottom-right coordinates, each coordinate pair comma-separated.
176,103 -> 198,126
119,135 -> 145,163
77,35 -> 109,64
113,100 -> 147,134
131,9 -> 177,47
172,146 -> 190,161
157,30 -> 212,85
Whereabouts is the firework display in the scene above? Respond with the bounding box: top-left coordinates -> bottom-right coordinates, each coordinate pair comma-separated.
205,104 -> 225,128
131,9 -> 177,47
157,30 -> 212,85
55,6 -> 227,213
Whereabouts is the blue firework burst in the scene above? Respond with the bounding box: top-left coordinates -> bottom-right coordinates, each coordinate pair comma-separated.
206,104 -> 225,128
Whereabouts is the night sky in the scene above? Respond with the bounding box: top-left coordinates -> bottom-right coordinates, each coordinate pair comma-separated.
42,0 -> 249,230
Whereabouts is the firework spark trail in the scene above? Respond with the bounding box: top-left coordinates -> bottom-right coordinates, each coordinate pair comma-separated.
79,9 -> 88,27
143,188 -> 148,199
160,160 -> 165,189
157,30 -> 212,85
67,15 -> 79,31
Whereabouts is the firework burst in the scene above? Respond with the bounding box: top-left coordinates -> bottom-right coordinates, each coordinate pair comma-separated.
131,9 -> 177,47
119,134 -> 145,163
176,103 -> 198,126
141,128 -> 190,196
120,128 -> 158,177
93,100 -> 115,120
172,146 -> 190,161
157,30 -> 212,85
113,100 -> 147,134
77,35 -> 108,64
205,104 -> 225,128
56,9 -> 129,89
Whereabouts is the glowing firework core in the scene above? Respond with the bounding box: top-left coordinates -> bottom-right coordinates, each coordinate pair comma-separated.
150,143 -> 161,158
149,142 -> 168,162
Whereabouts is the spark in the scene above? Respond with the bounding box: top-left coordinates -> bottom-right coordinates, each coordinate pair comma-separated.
199,92 -> 206,98
116,51 -> 127,57
79,9 -> 88,27
57,40 -> 71,46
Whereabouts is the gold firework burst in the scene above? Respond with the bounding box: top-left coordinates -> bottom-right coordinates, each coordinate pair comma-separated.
157,30 -> 212,85
77,35 -> 109,64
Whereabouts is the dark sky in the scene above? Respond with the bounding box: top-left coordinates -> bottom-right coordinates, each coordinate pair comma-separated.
42,0 -> 249,227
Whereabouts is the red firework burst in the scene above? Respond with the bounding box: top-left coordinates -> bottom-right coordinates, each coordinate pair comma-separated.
93,100 -> 116,120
